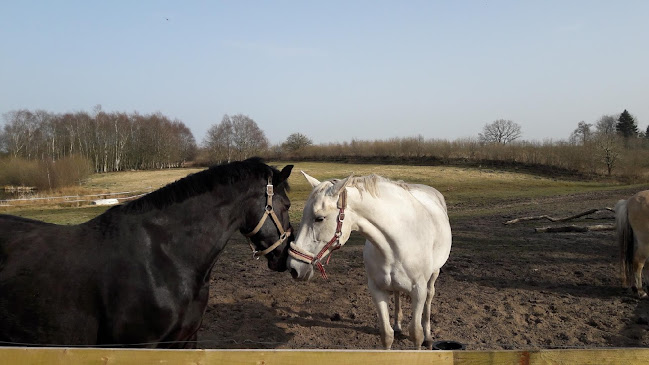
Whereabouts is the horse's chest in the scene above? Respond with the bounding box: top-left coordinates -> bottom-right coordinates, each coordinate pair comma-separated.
366,262 -> 411,292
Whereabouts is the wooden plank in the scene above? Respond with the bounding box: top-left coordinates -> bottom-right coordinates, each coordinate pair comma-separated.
0,348 -> 647,365
530,349 -> 649,365
0,348 -> 452,365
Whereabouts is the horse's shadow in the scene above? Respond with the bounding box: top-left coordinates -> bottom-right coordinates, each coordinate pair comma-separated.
197,302 -> 378,349
273,305 -> 378,335
448,271 -> 624,300
198,301 -> 292,348
617,291 -> 649,347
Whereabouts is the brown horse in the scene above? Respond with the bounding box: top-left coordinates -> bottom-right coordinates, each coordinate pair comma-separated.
616,190 -> 649,298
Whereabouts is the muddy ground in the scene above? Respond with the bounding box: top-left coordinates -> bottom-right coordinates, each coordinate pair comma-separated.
198,187 -> 649,350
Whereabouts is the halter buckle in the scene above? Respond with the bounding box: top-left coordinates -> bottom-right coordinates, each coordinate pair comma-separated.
338,212 -> 345,222
266,184 -> 274,197
252,250 -> 261,260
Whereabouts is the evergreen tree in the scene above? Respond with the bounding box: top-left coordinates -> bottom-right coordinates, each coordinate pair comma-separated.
645,125 -> 649,139
616,109 -> 638,138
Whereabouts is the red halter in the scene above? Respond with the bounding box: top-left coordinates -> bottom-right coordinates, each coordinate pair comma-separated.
289,189 -> 347,279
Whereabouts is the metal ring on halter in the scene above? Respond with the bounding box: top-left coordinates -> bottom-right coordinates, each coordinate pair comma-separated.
252,251 -> 260,260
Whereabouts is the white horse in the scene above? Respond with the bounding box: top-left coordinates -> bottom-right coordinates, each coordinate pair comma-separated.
287,172 -> 452,349
616,190 -> 649,298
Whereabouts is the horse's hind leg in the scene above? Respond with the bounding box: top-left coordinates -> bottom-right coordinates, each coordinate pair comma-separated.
633,256 -> 648,298
393,292 -> 403,334
369,280 -> 394,349
408,283 -> 427,350
632,233 -> 649,298
422,269 -> 440,349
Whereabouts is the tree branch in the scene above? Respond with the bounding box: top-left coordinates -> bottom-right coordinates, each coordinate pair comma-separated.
534,224 -> 614,233
503,208 -> 614,225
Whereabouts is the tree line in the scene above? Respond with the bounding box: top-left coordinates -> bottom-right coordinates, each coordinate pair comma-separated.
271,109 -> 647,180
1,106 -> 196,172
2,106 -> 647,182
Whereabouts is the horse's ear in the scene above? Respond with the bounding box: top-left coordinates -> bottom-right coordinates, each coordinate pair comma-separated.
279,165 -> 293,183
301,171 -> 321,188
331,173 -> 354,196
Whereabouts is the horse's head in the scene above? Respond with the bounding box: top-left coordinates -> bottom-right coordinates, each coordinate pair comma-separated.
241,164 -> 294,272
288,171 -> 354,281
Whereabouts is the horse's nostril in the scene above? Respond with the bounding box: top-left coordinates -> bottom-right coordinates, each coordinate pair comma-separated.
290,268 -> 298,279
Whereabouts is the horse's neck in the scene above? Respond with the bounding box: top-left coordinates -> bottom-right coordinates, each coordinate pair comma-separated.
100,185 -> 246,276
348,184 -> 422,250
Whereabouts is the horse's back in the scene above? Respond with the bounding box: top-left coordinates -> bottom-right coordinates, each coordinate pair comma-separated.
0,214 -> 57,264
407,184 -> 452,268
407,184 -> 448,214
0,213 -> 53,231
627,190 -> 649,239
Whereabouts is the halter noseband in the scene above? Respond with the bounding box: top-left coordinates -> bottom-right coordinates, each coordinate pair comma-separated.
244,177 -> 292,259
288,188 -> 347,279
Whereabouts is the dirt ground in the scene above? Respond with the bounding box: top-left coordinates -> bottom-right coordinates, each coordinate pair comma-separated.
198,187 -> 649,350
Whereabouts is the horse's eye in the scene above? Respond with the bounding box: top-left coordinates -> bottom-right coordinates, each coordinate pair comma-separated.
315,216 -> 325,223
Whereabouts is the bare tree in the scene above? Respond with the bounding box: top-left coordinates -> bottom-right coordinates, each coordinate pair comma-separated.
479,119 -> 522,144
203,115 -> 234,163
569,121 -> 592,145
230,114 -> 269,160
203,114 -> 268,163
1,108 -> 196,172
593,129 -> 621,176
282,132 -> 313,152
595,115 -> 617,135
2,110 -> 36,158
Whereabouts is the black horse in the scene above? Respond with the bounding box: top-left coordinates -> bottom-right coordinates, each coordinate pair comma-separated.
0,158 -> 293,347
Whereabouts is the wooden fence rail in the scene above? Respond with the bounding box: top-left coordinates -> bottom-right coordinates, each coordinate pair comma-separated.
0,348 -> 648,365
0,189 -> 152,207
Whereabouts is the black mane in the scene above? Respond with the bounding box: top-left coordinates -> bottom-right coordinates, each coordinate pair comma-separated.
118,158 -> 286,213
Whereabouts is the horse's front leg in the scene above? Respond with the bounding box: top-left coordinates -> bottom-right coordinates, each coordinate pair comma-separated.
368,280 -> 394,349
393,291 -> 403,334
422,269 -> 440,349
408,283 -> 427,350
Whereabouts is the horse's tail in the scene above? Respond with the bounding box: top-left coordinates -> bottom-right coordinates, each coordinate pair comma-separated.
616,198 -> 635,287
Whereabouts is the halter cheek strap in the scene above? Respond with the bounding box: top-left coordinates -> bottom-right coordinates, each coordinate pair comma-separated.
244,177 -> 292,259
289,189 -> 347,279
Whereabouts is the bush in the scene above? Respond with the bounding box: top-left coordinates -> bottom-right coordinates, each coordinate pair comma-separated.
0,155 -> 93,190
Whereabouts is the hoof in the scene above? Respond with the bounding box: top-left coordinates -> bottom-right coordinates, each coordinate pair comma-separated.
422,339 -> 433,350
633,286 -> 648,298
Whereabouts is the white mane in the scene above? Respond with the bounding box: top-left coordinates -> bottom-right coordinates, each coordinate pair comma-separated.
327,174 -> 410,198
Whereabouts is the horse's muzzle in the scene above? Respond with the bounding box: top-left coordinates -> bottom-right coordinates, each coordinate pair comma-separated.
286,258 -> 314,281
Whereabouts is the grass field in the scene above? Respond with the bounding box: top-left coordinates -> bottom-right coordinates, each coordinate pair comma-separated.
1,161 -> 644,225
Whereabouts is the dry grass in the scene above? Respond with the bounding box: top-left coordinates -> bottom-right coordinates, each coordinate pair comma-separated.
2,162 -> 643,225
82,167 -> 205,192
276,161 -> 639,223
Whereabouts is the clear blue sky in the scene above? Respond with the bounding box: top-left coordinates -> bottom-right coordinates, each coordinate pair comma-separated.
1,1 -> 648,145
